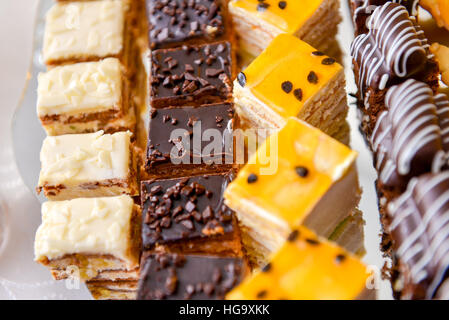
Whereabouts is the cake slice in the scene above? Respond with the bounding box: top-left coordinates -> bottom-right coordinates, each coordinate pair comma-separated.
350,2 -> 439,136
43,0 -> 134,67
387,171 -> 449,299
229,0 -> 341,59
34,195 -> 141,281
224,117 -> 360,263
37,131 -> 138,201
144,103 -> 234,179
146,0 -> 233,50
227,226 -> 374,300
371,79 -> 449,197
150,42 -> 233,109
37,58 -> 136,136
141,172 -> 244,257
137,252 -> 248,300
234,34 -> 349,144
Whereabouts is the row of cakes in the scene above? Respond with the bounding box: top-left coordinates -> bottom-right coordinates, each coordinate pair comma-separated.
137,0 -> 248,301
349,0 -> 449,299
33,0 -> 374,300
34,0 -> 144,300
140,0 -> 375,300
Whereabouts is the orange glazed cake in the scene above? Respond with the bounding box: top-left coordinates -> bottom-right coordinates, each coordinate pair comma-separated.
227,226 -> 374,300
224,117 -> 360,264
234,34 -> 348,144
229,0 -> 341,60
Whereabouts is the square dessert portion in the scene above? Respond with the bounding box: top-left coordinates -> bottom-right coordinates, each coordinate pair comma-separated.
234,34 -> 348,144
224,117 -> 360,265
141,172 -> 244,256
145,103 -> 234,178
146,0 -> 231,49
34,195 -> 141,281
37,58 -> 136,136
38,131 -> 138,201
229,0 -> 341,59
43,0 -> 132,66
227,226 -> 374,300
150,42 -> 233,109
137,252 -> 248,300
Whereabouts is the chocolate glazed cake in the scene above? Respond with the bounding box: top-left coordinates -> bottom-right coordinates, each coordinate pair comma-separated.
388,172 -> 449,299
349,0 -> 419,35
350,2 -> 439,137
347,75 -> 449,299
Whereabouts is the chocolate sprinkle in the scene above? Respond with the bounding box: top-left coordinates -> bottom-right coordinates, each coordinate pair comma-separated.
287,229 -> 299,242
293,88 -> 303,101
247,173 -> 258,184
307,71 -> 318,84
322,57 -> 336,65
257,2 -> 270,11
237,72 -> 246,87
281,81 -> 293,93
295,166 -> 309,178
306,238 -> 320,246
278,1 -> 287,9
335,254 -> 347,264
261,263 -> 272,273
257,290 -> 268,298
312,51 -> 325,56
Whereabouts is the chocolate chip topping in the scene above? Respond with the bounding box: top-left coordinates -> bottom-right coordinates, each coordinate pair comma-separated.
306,238 -> 320,246
137,252 -> 245,300
307,71 -> 318,84
293,88 -> 303,101
295,166 -> 309,178
281,81 -> 293,93
237,72 -> 246,87
287,229 -> 299,242
247,173 -> 258,184
257,2 -> 270,11
147,0 -> 225,49
335,254 -> 347,264
141,173 -> 236,248
261,263 -> 272,273
150,41 -> 232,108
322,57 -> 336,65
145,103 -> 234,169
278,1 -> 287,9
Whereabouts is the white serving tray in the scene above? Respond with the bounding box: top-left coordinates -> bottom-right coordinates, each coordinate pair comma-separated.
2,0 -> 392,299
